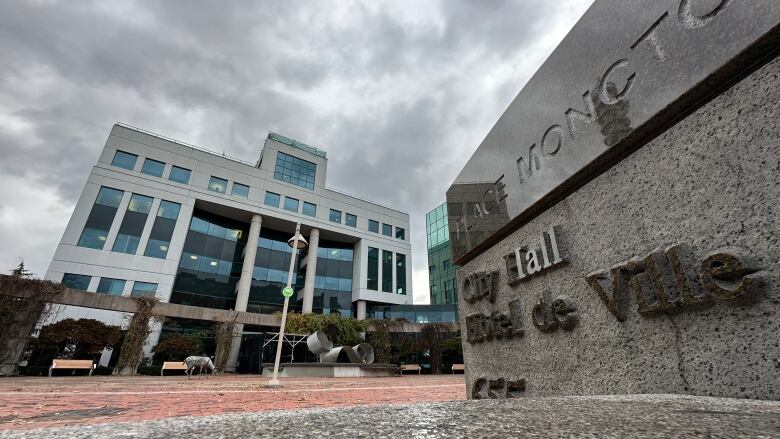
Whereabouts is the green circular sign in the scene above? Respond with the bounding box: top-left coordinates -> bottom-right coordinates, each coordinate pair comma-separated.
282,287 -> 294,298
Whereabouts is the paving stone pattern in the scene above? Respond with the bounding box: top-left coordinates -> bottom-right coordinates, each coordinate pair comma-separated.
1,394 -> 778,438
0,375 -> 465,431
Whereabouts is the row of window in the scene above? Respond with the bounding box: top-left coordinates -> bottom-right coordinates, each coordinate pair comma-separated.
274,151 -> 316,190
207,176 -> 250,198
77,186 -> 181,259
112,150 -> 251,200
112,150 -> 192,184
113,150 -> 406,241
368,219 -> 405,240
366,247 -> 406,295
61,273 -> 157,297
263,190 -> 406,240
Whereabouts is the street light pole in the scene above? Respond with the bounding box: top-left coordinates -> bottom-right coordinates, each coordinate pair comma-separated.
268,222 -> 307,387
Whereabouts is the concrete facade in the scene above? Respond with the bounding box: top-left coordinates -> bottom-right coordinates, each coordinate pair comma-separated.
458,56 -> 780,401
44,124 -> 412,366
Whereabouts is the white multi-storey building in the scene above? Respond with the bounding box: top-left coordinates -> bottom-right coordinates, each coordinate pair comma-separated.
44,123 -> 412,369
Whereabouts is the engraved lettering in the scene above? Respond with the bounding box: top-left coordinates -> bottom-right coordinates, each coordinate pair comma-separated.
631,12 -> 669,63
532,291 -> 557,332
548,225 -> 564,264
516,143 -> 541,182
504,251 -> 521,286
565,90 -> 596,140
503,226 -> 566,285
472,378 -> 488,399
541,124 -> 565,156
700,249 -> 760,300
505,379 -> 526,398
598,59 -> 636,105
471,377 -> 526,400
488,378 -> 506,399
586,261 -> 638,321
526,248 -> 541,274
539,234 -> 551,268
532,291 -> 578,332
678,0 -> 731,29
465,303 -> 525,344
589,244 -> 763,321
508,299 -> 525,337
551,296 -> 578,331
491,311 -> 513,339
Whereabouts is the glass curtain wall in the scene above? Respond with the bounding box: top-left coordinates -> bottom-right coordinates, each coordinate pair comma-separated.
426,203 -> 459,304
112,194 -> 153,254
248,228 -> 302,314
381,250 -> 393,293
78,187 -> 124,249
307,240 -> 353,317
170,210 -> 247,310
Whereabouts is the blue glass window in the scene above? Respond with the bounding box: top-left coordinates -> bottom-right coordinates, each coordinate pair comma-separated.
264,191 -> 280,207
273,151 -> 316,190
345,213 -> 357,227
141,158 -> 165,177
111,150 -> 137,170
61,273 -> 91,290
131,282 -> 158,297
78,187 -> 124,249
113,193 -> 153,255
231,183 -> 249,198
382,250 -> 392,293
144,200 -> 180,259
169,166 -> 191,184
329,209 -> 342,223
396,227 -> 405,240
208,176 -> 228,193
284,197 -> 299,212
367,247 -> 379,291
368,220 -> 379,233
127,193 -> 153,214
382,223 -> 393,237
95,187 -> 124,208
157,200 -> 181,220
302,202 -> 316,217
96,278 -> 125,296
396,253 -> 406,295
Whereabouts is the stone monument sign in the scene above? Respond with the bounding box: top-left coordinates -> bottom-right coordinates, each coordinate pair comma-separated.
447,0 -> 779,400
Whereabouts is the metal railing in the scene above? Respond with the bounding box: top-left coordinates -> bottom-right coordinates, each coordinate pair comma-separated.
115,122 -> 258,167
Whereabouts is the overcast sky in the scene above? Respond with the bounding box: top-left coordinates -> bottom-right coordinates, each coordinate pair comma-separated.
0,0 -> 592,304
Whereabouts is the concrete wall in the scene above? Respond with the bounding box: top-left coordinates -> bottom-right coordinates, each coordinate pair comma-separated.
459,57 -> 780,401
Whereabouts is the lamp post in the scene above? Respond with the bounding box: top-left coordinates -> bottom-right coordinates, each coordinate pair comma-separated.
268,222 -> 307,387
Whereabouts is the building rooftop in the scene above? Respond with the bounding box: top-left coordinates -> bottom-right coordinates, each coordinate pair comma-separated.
268,132 -> 327,159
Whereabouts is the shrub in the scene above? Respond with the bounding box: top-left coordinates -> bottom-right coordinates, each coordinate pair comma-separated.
152,333 -> 204,363
283,313 -> 368,347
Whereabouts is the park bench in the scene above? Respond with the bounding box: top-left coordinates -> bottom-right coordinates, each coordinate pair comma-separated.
452,364 -> 465,374
48,359 -> 96,377
400,364 -> 421,375
161,361 -> 188,376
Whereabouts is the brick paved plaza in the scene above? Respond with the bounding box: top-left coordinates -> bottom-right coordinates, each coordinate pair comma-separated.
0,375 -> 466,431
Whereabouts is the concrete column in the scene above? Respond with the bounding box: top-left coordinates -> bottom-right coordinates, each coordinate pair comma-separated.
301,228 -> 320,314
225,214 -> 262,372
356,300 -> 367,320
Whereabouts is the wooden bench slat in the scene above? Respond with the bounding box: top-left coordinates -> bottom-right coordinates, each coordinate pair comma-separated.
162,362 -> 188,369
51,360 -> 94,368
161,361 -> 188,376
49,359 -> 96,377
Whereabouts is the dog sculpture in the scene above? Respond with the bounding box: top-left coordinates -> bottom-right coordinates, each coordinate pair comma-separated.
183,356 -> 216,379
